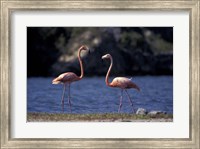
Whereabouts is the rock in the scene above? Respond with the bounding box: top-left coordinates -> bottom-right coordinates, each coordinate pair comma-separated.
147,111 -> 167,116
136,108 -> 147,115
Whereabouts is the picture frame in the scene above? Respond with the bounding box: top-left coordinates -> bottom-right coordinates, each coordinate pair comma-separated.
0,0 -> 199,148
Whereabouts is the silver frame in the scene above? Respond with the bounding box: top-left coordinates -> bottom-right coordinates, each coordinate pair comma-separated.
1,0 -> 199,148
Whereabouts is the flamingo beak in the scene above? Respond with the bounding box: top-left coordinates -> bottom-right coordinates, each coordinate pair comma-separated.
102,55 -> 106,59
102,56 -> 106,63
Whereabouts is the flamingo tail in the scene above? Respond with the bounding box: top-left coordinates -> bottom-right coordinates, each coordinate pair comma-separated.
52,78 -> 62,84
130,82 -> 140,92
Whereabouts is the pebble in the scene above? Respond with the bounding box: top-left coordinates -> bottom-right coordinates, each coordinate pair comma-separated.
136,108 -> 167,115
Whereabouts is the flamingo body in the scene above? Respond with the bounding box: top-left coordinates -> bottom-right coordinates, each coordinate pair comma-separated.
52,72 -> 80,84
110,77 -> 140,90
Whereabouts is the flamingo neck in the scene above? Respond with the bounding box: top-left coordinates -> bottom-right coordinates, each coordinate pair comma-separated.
78,48 -> 84,79
105,56 -> 113,87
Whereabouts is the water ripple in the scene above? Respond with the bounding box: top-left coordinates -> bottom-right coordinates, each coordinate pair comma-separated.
27,76 -> 173,114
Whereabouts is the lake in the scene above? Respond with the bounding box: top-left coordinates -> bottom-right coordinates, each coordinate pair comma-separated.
27,76 -> 173,114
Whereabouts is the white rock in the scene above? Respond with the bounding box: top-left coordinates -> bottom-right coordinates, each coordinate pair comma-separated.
148,111 -> 166,115
136,108 -> 147,115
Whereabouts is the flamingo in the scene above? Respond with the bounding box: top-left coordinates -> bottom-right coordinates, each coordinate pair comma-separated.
52,45 -> 90,112
102,54 -> 140,113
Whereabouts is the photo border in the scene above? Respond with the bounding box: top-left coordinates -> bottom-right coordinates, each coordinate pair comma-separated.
1,0 -> 199,148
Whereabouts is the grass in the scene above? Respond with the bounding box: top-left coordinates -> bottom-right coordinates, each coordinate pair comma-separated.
27,112 -> 173,122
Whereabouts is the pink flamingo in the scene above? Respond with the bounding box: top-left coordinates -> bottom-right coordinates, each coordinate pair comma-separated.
102,54 -> 140,113
52,45 -> 89,112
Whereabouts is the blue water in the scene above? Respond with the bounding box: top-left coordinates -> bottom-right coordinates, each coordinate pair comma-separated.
27,76 -> 173,114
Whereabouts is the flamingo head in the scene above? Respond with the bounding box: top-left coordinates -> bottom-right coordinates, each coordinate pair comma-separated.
102,54 -> 111,60
80,45 -> 89,51
80,45 -> 90,54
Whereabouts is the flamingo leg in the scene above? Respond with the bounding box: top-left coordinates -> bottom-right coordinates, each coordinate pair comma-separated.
125,90 -> 135,113
118,89 -> 123,113
68,83 -> 72,113
61,84 -> 66,112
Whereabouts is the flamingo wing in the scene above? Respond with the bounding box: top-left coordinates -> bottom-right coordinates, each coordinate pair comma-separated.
52,72 -> 79,84
110,77 -> 140,91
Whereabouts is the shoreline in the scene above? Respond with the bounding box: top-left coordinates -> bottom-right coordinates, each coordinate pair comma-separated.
27,112 -> 173,122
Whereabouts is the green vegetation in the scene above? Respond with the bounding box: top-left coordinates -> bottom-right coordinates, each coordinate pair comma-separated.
120,31 -> 143,49
27,112 -> 173,122
147,35 -> 173,54
28,27 -> 173,77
